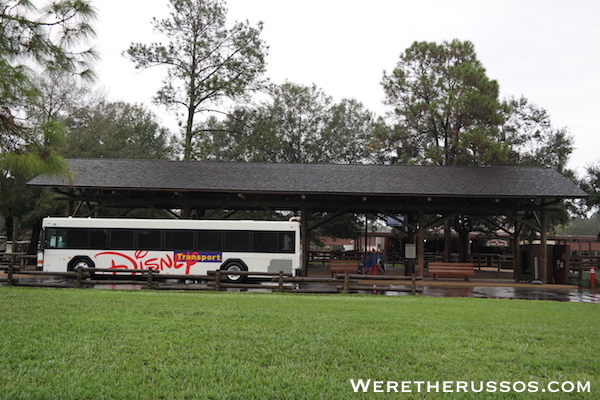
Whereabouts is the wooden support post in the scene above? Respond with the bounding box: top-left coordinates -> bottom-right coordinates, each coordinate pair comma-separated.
417,208 -> 425,278
66,200 -> 74,216
405,212 -> 415,276
278,271 -> 284,292
343,272 -> 350,294
76,266 -> 83,288
444,219 -> 452,262
215,270 -> 221,291
411,274 -> 416,295
512,221 -> 522,282
540,209 -> 548,284
301,207 -> 309,277
180,203 -> 192,219
146,269 -> 154,290
7,263 -> 14,286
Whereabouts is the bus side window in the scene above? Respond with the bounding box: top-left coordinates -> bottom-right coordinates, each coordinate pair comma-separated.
165,230 -> 194,250
110,229 -> 135,250
47,229 -> 67,249
90,229 -> 108,249
197,230 -> 222,251
224,231 -> 250,251
138,230 -> 162,250
69,229 -> 90,249
253,231 -> 277,252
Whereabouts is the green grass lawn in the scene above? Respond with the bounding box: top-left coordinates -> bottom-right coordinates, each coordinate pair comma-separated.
0,287 -> 598,399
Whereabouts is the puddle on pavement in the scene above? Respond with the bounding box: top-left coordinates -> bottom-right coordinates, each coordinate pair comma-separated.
422,286 -> 598,303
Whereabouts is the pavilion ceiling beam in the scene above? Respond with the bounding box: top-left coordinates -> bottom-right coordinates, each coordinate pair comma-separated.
162,208 -> 182,219
508,212 -> 541,233
378,211 -> 418,232
80,202 -> 104,218
424,212 -> 461,230
71,200 -> 83,216
480,216 -> 515,236
49,190 -> 571,217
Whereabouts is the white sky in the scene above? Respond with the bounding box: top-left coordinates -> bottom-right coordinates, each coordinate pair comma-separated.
92,0 -> 599,176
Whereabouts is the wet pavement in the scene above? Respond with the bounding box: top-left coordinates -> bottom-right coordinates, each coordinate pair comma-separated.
419,285 -> 597,303
331,281 -> 598,303
2,275 -> 598,303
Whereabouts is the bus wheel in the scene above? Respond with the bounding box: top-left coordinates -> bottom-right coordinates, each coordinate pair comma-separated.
68,257 -> 95,272
221,262 -> 247,283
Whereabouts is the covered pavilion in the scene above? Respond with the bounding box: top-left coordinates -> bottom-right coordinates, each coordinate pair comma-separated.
28,159 -> 588,283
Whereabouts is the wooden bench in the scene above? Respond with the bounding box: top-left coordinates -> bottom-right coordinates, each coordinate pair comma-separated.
328,259 -> 360,277
427,262 -> 476,281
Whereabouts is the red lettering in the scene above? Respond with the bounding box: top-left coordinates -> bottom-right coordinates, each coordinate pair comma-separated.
144,258 -> 160,271
183,251 -> 202,274
97,252 -> 138,270
95,251 -> 204,275
135,250 -> 149,259
173,258 -> 186,272
159,256 -> 173,272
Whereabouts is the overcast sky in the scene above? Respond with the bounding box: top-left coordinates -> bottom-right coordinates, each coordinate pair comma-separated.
92,0 -> 599,175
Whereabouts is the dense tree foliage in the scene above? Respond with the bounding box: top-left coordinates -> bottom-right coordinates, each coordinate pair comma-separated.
28,76 -> 174,160
581,163 -> 600,215
62,100 -> 174,159
380,40 -> 509,166
501,96 -> 574,174
378,40 -> 574,172
378,40 -> 575,171
1,0 -> 97,243
125,0 -> 268,160
1,0 -> 97,160
554,214 -> 600,237
194,82 -> 377,163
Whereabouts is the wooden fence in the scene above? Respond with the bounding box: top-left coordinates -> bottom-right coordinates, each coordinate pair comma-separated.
0,265 -> 421,295
312,250 -> 599,273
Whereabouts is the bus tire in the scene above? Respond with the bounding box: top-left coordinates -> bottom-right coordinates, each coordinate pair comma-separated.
221,261 -> 247,283
68,256 -> 95,272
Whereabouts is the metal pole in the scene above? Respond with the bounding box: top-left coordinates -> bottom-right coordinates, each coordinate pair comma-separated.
364,214 -> 368,254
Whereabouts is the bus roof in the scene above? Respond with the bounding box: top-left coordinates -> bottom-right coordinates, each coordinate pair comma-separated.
42,217 -> 299,231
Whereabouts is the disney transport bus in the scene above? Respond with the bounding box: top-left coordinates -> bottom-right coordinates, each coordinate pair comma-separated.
38,217 -> 301,281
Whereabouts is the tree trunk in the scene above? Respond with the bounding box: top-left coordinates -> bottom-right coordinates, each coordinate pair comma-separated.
183,108 -> 194,160
27,218 -> 43,255
4,216 -> 13,248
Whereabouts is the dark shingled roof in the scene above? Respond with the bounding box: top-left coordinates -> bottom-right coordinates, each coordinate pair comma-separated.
28,159 -> 587,199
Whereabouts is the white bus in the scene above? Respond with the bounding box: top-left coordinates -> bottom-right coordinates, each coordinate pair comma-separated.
38,217 -> 301,281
